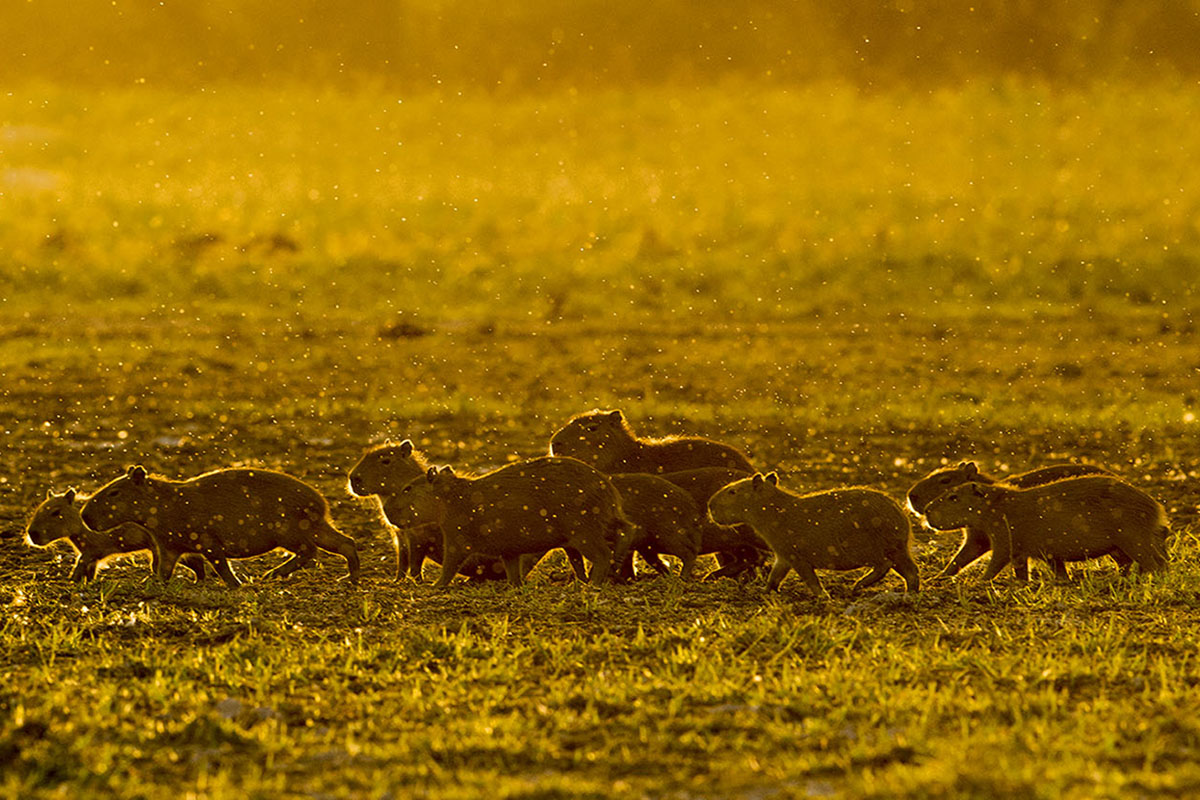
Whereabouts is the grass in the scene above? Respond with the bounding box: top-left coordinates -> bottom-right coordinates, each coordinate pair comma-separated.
2,79 -> 1200,798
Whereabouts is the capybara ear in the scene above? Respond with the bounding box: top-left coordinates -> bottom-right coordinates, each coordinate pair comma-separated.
751,473 -> 764,488
64,488 -> 77,503
399,440 -> 414,458
765,472 -> 779,486
425,466 -> 438,482
607,410 -> 623,422
46,488 -> 55,500
128,465 -> 148,484
964,461 -> 978,477
439,465 -> 455,476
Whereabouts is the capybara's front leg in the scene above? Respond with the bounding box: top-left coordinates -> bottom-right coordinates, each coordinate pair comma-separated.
936,527 -> 991,578
208,553 -> 242,588
765,558 -> 792,591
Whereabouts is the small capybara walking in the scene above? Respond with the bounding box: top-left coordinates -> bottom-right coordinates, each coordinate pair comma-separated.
549,409 -> 753,474
907,460 -> 1116,578
708,473 -> 919,595
82,465 -> 360,587
26,488 -> 206,582
921,476 -> 1169,581
389,456 -> 635,588
349,440 -> 507,582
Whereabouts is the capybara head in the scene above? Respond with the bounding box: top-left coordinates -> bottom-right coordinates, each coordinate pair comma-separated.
906,461 -> 981,515
348,439 -> 428,496
548,409 -> 631,466
390,466 -> 456,527
707,472 -> 779,525
26,488 -> 80,547
81,466 -> 157,530
921,482 -> 990,530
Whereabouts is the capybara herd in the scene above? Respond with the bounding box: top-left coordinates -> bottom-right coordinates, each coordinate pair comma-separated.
23,409 -> 1176,595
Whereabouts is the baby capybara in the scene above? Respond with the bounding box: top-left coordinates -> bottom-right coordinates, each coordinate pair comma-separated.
708,473 -> 918,596
82,465 -> 359,587
549,409 -> 753,474
922,476 -> 1169,581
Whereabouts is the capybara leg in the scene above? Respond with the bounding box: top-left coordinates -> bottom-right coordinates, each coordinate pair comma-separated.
436,547 -> 468,588
264,543 -> 316,580
852,564 -> 890,592
209,555 -> 242,588
978,540 -> 1014,581
678,552 -> 696,580
502,556 -> 524,585
574,543 -> 611,585
792,561 -> 826,597
936,528 -> 991,578
1012,557 -> 1031,582
410,539 -> 434,580
394,531 -> 409,580
179,554 -> 208,581
69,555 -> 96,582
156,549 -> 183,581
1048,558 -> 1070,580
1110,550 -> 1134,574
641,550 -> 672,576
891,551 -> 921,592
313,523 -> 361,583
766,558 -> 792,591
564,548 -> 589,581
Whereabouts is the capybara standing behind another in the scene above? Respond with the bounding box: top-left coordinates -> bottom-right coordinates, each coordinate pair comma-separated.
709,473 -> 919,596
388,457 -> 634,588
549,409 -> 753,474
82,465 -> 360,587
348,440 -> 507,582
907,460 -> 1116,578
26,488 -> 206,582
659,466 -> 771,578
609,473 -> 709,579
922,477 -> 1169,581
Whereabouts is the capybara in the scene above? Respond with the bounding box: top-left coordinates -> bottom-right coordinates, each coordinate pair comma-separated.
609,473 -> 710,579
549,409 -> 753,474
388,456 -> 635,588
659,466 -> 771,578
348,440 -> 507,582
907,460 -> 1116,578
708,473 -> 919,595
921,476 -> 1169,581
25,488 -> 206,582
82,465 -> 360,587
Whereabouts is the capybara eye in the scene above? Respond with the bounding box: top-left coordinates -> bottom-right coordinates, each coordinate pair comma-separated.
939,475 -> 952,483
381,457 -> 392,465
51,510 -> 61,518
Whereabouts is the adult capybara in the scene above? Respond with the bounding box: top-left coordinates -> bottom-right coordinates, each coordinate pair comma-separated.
907,460 -> 1116,578
82,465 -> 359,587
25,488 -> 206,582
922,477 -> 1169,581
658,466 -> 770,578
608,473 -> 712,579
708,473 -> 919,595
348,440 -> 507,582
549,409 -> 753,474
388,456 -> 635,588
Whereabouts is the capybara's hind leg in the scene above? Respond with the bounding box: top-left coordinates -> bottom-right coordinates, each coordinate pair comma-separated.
69,554 -> 98,582
264,542 -> 316,580
765,558 -> 793,592
891,550 -> 921,592
314,522 -> 361,583
573,543 -> 611,585
503,556 -> 524,585
851,564 -> 890,592
209,555 -> 242,588
179,554 -> 208,581
564,548 -> 589,580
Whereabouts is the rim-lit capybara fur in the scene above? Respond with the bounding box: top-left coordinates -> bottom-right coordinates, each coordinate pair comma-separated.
389,456 -> 635,588
922,477 -> 1170,581
81,465 -> 360,588
708,473 -> 919,596
908,460 -> 1117,579
549,409 -> 754,475
659,466 -> 771,578
609,473 -> 710,579
26,488 -> 206,582
348,440 -> 507,582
